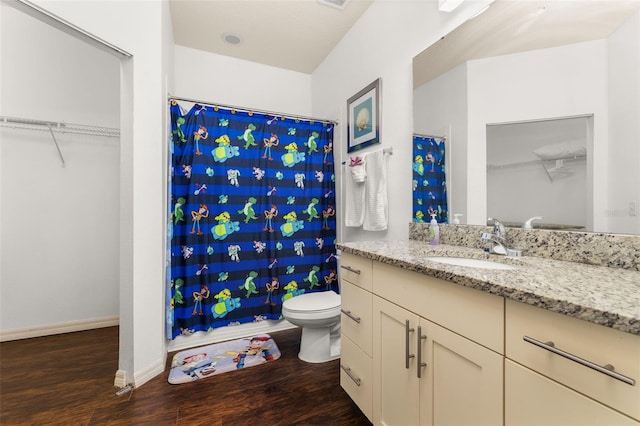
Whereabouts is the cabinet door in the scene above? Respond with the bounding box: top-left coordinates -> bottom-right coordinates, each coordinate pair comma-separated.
373,296 -> 420,426
420,318 -> 503,426
506,360 -> 638,426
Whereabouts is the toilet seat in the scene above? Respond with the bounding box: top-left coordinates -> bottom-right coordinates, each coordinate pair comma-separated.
282,291 -> 340,314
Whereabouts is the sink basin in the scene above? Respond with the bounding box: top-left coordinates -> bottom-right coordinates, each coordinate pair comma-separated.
426,256 -> 519,270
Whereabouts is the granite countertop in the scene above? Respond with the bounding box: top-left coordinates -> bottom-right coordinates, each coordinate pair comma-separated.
337,240 -> 640,336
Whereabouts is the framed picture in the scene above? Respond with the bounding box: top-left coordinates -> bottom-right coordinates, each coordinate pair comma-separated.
347,78 -> 381,153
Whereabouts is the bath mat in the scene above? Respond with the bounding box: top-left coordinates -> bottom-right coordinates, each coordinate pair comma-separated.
168,334 -> 281,384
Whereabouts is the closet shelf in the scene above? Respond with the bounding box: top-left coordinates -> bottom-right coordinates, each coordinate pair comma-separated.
487,155 -> 585,170
1,115 -> 120,168
1,115 -> 120,138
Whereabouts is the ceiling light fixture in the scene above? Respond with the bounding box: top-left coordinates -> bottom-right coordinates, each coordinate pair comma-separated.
221,32 -> 243,45
317,0 -> 350,10
439,0 -> 464,13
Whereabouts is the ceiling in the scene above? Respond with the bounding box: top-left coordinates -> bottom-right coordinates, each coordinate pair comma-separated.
169,0 -> 373,74
414,0 -> 640,87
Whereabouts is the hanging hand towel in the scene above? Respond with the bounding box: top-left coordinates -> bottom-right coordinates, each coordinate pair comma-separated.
363,149 -> 388,231
349,156 -> 366,182
345,154 -> 367,227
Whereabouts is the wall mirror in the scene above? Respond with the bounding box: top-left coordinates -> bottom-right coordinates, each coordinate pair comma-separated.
413,0 -> 640,234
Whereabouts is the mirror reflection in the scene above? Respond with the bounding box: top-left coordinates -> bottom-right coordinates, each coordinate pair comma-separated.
412,0 -> 640,234
487,116 -> 589,231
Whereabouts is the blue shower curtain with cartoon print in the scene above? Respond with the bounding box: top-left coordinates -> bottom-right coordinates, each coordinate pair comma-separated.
412,135 -> 448,223
167,100 -> 337,339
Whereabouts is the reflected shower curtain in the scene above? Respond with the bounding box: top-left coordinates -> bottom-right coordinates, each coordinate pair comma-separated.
412,135 -> 448,223
167,100 -> 337,339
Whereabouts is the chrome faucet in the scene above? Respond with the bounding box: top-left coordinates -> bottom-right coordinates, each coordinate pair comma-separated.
488,217 -> 506,240
482,218 -> 521,256
522,216 -> 543,229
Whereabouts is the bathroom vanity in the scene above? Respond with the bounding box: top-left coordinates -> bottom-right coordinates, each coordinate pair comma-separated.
337,237 -> 640,425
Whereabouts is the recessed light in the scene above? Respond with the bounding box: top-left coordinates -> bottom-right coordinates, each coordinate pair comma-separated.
221,32 -> 243,45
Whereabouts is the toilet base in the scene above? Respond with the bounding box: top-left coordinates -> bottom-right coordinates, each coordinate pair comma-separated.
297,321 -> 341,363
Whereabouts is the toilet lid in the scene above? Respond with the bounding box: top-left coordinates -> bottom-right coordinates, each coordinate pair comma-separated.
283,290 -> 340,313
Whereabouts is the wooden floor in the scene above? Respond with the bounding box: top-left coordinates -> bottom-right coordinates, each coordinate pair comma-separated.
0,327 -> 371,425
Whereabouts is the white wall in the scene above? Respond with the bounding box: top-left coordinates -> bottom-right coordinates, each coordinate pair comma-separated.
608,8 -> 640,234
0,5 -> 120,335
173,46 -> 312,115
312,0 -> 492,241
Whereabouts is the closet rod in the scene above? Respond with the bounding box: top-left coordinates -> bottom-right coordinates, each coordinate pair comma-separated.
1,116 -> 120,138
169,95 -> 339,125
413,133 -> 447,140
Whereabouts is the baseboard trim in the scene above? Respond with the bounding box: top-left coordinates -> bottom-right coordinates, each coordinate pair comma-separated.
133,359 -> 165,388
0,316 -> 119,342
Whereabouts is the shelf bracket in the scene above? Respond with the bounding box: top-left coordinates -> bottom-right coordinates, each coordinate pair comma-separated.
47,124 -> 66,167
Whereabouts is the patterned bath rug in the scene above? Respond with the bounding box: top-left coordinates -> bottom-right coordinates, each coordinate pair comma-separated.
168,334 -> 281,384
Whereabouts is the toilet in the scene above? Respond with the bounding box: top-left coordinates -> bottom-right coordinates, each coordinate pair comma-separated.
281,290 -> 341,363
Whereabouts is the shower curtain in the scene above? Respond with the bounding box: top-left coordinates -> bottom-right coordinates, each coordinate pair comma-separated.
167,100 -> 337,339
412,135 -> 448,223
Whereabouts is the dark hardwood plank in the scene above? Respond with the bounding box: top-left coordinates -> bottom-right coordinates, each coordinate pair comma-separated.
1,327 -> 371,425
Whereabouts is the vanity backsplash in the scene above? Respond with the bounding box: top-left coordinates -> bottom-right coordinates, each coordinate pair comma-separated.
410,223 -> 640,272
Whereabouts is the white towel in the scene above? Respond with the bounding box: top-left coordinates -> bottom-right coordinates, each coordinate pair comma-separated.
349,156 -> 366,182
363,149 -> 388,231
345,155 -> 366,227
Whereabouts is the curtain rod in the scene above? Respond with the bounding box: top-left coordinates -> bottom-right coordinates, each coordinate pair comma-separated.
169,95 -> 339,125
413,133 -> 446,140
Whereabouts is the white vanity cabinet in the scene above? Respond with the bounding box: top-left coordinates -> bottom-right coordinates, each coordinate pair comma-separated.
339,252 -> 374,422
339,250 -> 640,426
371,261 -> 504,426
505,299 -> 640,425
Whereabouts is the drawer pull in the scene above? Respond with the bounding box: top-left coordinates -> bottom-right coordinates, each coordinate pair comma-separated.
523,336 -> 636,386
417,325 -> 427,379
405,320 -> 415,369
340,364 -> 361,386
340,265 -> 361,275
340,309 -> 361,324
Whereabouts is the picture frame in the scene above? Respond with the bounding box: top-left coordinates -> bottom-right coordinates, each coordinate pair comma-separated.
347,78 -> 381,153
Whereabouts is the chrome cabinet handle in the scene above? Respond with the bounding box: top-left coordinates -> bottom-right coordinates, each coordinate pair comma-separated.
417,325 -> 427,379
405,320 -> 415,369
340,309 -> 361,324
523,336 -> 636,386
340,364 -> 361,386
340,265 -> 361,275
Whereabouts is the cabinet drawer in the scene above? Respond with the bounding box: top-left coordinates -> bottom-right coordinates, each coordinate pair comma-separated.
340,280 -> 372,356
506,299 -> 640,421
506,360 -> 638,426
372,261 -> 504,353
340,335 -> 373,422
339,252 -> 373,291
